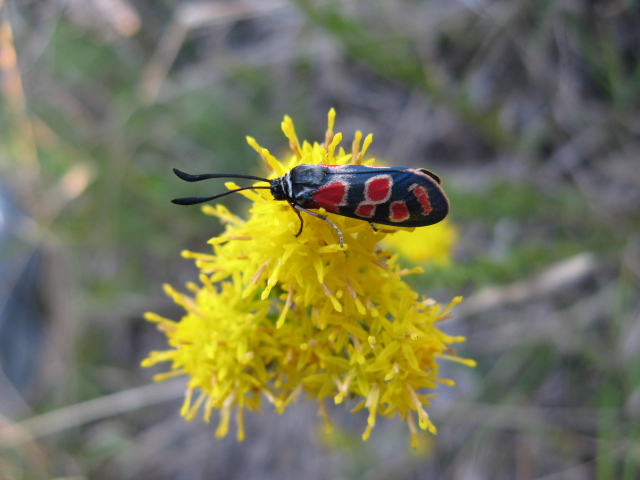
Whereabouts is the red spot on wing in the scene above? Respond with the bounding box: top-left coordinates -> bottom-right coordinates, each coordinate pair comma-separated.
389,201 -> 410,222
365,176 -> 392,203
312,181 -> 348,207
355,203 -> 376,218
411,185 -> 432,215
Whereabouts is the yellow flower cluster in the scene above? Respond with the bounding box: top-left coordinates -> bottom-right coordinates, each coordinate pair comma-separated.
381,221 -> 458,265
142,110 -> 474,447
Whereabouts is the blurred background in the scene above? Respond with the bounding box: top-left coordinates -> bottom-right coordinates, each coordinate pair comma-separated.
1,0 -> 639,478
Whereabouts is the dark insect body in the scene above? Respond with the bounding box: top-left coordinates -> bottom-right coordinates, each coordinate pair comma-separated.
171,163 -> 449,247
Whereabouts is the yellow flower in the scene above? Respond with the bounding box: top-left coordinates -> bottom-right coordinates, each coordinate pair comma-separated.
381,220 -> 458,265
143,109 -> 475,447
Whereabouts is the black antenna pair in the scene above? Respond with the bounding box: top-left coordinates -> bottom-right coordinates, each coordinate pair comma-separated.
171,167 -> 346,246
170,168 -> 272,206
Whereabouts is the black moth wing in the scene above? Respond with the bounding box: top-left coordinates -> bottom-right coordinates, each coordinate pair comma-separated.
376,168 -> 449,226
289,164 -> 449,227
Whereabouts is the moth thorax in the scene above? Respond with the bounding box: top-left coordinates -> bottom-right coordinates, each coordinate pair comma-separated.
270,177 -> 289,201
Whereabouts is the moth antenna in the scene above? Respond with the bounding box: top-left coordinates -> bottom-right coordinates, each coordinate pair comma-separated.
173,168 -> 269,183
172,186 -> 271,205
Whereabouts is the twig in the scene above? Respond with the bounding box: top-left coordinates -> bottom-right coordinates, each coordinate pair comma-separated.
0,379 -> 185,446
456,253 -> 599,317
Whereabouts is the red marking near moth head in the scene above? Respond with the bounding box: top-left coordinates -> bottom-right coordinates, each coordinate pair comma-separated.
355,203 -> 376,218
312,181 -> 348,207
410,184 -> 432,215
364,175 -> 392,203
389,201 -> 410,222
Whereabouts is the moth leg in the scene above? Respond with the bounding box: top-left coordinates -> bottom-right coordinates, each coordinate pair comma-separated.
369,222 -> 379,232
293,205 -> 345,248
288,201 -> 304,237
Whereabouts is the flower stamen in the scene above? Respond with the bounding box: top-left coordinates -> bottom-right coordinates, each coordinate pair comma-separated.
276,288 -> 294,329
352,130 -> 363,164
243,261 -> 269,299
321,283 -> 342,312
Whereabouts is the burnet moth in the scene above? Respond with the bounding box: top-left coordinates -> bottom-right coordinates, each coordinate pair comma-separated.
171,164 -> 449,247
